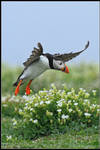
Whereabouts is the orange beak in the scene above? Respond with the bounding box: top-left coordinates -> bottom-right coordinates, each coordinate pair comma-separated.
61,64 -> 69,74
65,64 -> 69,73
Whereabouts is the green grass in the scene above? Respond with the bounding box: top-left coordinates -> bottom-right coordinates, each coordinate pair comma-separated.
2,63 -> 100,149
1,116 -> 100,149
2,63 -> 99,96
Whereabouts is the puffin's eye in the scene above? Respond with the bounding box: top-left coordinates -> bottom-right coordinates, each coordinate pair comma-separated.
59,62 -> 62,65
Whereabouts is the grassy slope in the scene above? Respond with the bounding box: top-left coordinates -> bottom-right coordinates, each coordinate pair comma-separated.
2,63 -> 100,149
2,116 -> 99,149
2,63 -> 99,95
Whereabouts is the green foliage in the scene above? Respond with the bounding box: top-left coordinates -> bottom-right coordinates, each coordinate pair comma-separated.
2,63 -> 99,148
1,117 -> 99,149
2,95 -> 24,118
2,85 -> 99,140
2,63 -> 99,96
2,64 -> 23,95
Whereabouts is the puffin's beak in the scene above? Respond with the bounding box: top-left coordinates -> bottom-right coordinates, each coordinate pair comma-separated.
61,64 -> 69,74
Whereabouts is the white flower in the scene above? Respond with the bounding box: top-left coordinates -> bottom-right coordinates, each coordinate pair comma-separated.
79,88 -> 86,92
12,118 -> 17,125
84,113 -> 91,117
57,102 -> 62,107
61,114 -> 69,119
33,119 -> 38,123
83,89 -> 86,92
30,118 -> 33,121
9,97 -> 14,102
25,103 -> 28,106
6,135 -> 12,140
23,95 -> 29,100
45,90 -> 49,93
40,101 -> 44,105
19,109 -> 22,114
13,122 -> 17,125
30,108 -> 33,111
12,95 -> 15,99
74,103 -> 78,106
34,103 -> 38,107
92,90 -> 96,93
57,109 -> 62,112
24,106 -> 28,110
39,91 -> 44,93
29,100 -> 33,104
92,104 -> 96,107
49,89 -> 54,93
2,96 -> 6,102
19,109 -> 22,113
32,95 -> 35,98
68,100 -> 71,103
85,92 -> 90,98
97,109 -> 100,112
45,101 -> 50,104
12,118 -> 15,121
60,99 -> 65,101
84,99 -> 88,102
92,90 -> 96,96
51,83 -> 55,87
3,104 -> 7,107
69,109 -> 72,112
15,99 -> 19,102
57,99 -> 64,103
85,92 -> 89,95
67,92 -> 72,95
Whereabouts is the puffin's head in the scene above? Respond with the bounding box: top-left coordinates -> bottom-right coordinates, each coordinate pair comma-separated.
53,60 -> 69,73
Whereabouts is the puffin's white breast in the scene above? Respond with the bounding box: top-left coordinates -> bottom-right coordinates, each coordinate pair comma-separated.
20,55 -> 50,80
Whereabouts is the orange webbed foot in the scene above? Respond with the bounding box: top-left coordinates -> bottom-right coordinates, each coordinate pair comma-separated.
26,87 -> 30,95
15,86 -> 20,96
14,80 -> 22,96
25,80 -> 32,95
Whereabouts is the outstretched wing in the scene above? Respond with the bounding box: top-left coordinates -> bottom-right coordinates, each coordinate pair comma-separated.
53,41 -> 89,62
23,42 -> 43,67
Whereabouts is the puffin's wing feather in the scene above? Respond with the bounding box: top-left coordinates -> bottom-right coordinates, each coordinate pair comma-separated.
53,41 -> 89,62
23,42 -> 43,67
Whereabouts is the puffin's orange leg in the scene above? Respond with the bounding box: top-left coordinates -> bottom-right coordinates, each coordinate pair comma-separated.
26,80 -> 32,95
15,80 -> 22,96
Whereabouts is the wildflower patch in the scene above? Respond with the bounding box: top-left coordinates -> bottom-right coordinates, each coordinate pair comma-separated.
2,84 -> 100,140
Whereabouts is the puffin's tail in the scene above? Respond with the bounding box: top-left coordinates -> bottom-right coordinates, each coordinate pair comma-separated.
13,70 -> 25,87
13,79 -> 24,86
13,81 -> 18,86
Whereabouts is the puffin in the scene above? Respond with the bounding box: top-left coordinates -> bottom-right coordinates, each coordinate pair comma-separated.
13,41 -> 89,96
